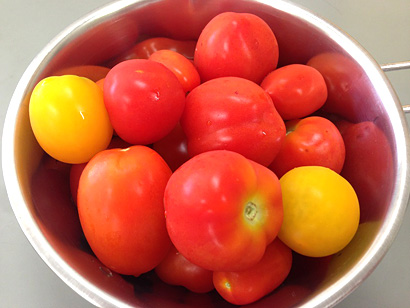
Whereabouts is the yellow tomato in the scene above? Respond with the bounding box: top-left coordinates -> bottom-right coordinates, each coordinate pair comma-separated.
279,166 -> 360,257
29,75 -> 113,164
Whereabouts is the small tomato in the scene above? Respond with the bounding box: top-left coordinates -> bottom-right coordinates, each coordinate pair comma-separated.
155,245 -> 214,293
213,238 -> 292,306
29,75 -> 113,164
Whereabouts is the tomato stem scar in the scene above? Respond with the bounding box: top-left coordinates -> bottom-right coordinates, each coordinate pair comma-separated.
245,202 -> 258,221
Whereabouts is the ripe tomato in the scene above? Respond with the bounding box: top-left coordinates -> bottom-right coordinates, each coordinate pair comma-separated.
181,77 -> 286,166
279,166 -> 360,257
194,12 -> 279,83
108,37 -> 197,66
269,116 -> 345,178
103,59 -> 185,145
337,120 -> 394,223
155,244 -> 214,293
69,136 -> 131,204
149,49 -> 200,93
260,64 -> 327,120
164,150 -> 283,272
77,145 -> 172,276
29,75 -> 113,164
152,123 -> 190,172
213,238 -> 292,306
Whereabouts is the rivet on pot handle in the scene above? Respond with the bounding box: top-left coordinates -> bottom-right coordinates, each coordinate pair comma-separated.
381,61 -> 410,114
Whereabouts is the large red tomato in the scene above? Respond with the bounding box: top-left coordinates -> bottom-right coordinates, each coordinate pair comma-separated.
269,116 -> 345,178
103,59 -> 185,145
164,150 -> 283,272
77,145 -> 172,276
181,77 -> 286,167
213,238 -> 293,306
154,244 -> 214,293
260,64 -> 327,120
194,12 -> 279,83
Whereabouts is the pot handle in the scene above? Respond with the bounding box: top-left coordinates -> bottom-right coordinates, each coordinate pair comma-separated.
381,61 -> 410,114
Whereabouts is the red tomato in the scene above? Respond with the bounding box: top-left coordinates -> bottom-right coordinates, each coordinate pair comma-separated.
149,49 -> 200,93
194,12 -> 279,83
213,238 -> 292,306
260,64 -> 327,120
269,116 -> 346,178
103,59 -> 186,145
181,77 -> 286,167
164,150 -> 283,272
337,120 -> 394,223
152,123 -> 189,172
77,145 -> 172,276
109,37 -> 197,66
155,244 -> 214,293
69,136 -> 131,204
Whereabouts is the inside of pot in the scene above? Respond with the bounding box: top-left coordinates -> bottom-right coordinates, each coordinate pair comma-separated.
12,0 -> 399,306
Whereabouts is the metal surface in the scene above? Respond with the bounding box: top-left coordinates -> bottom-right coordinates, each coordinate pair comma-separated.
381,61 -> 410,72
1,0 -> 410,307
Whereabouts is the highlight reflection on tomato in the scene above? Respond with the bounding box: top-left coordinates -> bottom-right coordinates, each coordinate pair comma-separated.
29,75 -> 113,164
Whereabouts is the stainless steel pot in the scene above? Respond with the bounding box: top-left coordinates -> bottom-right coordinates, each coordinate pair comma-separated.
2,0 -> 410,307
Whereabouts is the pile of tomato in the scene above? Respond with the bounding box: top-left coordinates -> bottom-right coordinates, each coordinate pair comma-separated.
28,12 -> 362,305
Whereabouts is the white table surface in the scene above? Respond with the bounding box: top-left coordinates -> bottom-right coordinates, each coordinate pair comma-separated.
1,0 -> 409,307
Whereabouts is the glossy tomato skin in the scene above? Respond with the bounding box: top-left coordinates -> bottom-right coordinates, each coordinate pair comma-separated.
149,49 -> 201,93
194,12 -> 279,84
77,145 -> 172,276
155,244 -> 214,293
69,136 -> 132,204
164,150 -> 283,272
279,166 -> 360,257
213,238 -> 292,306
29,75 -> 113,164
260,64 -> 327,120
181,77 -> 286,167
152,123 -> 190,172
103,59 -> 185,145
269,116 -> 345,178
109,37 -> 197,66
